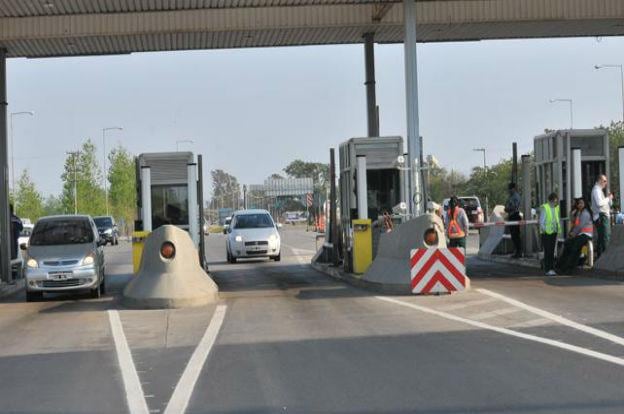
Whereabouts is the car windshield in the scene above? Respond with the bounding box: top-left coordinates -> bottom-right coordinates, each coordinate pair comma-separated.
30,219 -> 94,246
460,198 -> 480,208
94,217 -> 113,227
234,214 -> 274,229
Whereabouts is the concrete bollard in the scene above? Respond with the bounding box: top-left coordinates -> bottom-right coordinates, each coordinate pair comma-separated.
123,225 -> 218,309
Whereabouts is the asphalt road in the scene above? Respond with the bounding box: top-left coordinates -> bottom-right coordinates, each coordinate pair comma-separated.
0,228 -> 624,413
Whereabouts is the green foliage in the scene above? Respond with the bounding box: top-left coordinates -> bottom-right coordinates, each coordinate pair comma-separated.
283,160 -> 329,191
463,159 -> 515,208
61,139 -> 105,216
427,165 -> 467,203
108,145 -> 136,234
14,169 -> 44,221
43,195 -> 65,216
210,169 -> 240,209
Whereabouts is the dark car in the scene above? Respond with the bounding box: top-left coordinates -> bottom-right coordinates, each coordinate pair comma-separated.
93,216 -> 119,245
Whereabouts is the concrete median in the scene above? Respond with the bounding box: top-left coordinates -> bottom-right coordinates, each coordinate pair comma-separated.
123,225 -> 218,308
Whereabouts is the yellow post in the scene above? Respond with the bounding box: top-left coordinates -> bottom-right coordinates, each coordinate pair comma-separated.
352,219 -> 373,274
132,231 -> 150,274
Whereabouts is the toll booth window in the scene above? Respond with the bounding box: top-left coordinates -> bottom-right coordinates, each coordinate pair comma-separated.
366,169 -> 401,217
151,185 -> 189,228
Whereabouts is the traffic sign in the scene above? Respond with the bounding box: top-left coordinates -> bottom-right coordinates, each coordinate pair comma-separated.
409,248 -> 469,294
306,193 -> 313,207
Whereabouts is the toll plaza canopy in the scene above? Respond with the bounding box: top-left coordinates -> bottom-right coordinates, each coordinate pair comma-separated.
1,0 -> 624,58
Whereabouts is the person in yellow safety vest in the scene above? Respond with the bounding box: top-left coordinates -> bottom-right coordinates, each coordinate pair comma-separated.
540,192 -> 561,276
557,198 -> 594,274
444,196 -> 469,249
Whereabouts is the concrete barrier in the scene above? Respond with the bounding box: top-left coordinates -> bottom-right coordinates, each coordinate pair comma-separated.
123,225 -> 218,309
593,225 -> 624,274
361,214 -> 447,293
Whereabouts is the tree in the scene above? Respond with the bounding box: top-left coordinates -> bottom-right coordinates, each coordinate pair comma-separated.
268,173 -> 284,179
108,145 -> 136,234
210,169 -> 240,209
283,160 -> 329,190
43,195 -> 65,216
14,169 -> 44,221
61,139 -> 105,216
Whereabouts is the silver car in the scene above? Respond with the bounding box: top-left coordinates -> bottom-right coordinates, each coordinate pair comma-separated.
22,215 -> 106,302
226,209 -> 281,263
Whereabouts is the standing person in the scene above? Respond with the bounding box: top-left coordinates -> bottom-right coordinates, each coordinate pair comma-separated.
591,174 -> 613,257
9,204 -> 23,261
505,182 -> 522,258
540,192 -> 561,276
557,198 -> 593,274
444,196 -> 469,249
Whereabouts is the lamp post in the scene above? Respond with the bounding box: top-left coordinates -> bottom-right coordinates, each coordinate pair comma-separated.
10,111 -> 34,205
549,98 -> 574,129
176,139 -> 194,151
595,64 -> 624,123
102,126 -> 123,216
473,147 -> 488,217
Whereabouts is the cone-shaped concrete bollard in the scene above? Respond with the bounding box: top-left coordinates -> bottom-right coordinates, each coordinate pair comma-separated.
123,225 -> 218,308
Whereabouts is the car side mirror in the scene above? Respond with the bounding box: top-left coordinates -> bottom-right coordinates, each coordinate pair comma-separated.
19,243 -> 27,251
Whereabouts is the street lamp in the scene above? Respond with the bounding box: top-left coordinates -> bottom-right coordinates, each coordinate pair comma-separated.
595,64 -> 624,123
549,98 -> 574,129
10,111 -> 34,201
176,139 -> 194,151
102,126 -> 123,216
472,148 -> 486,171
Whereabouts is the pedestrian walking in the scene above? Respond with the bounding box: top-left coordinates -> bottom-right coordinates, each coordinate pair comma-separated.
591,174 -> 613,257
444,196 -> 469,249
540,192 -> 561,276
557,198 -> 593,274
9,204 -> 23,261
505,182 -> 522,258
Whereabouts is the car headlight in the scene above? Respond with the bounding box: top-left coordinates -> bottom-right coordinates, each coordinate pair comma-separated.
268,234 -> 278,242
82,253 -> 96,266
235,235 -> 243,243
104,229 -> 113,234
26,258 -> 38,268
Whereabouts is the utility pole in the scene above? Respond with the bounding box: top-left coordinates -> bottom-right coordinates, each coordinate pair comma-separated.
66,151 -> 80,214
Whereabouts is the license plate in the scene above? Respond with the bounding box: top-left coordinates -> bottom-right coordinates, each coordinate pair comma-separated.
51,273 -> 72,280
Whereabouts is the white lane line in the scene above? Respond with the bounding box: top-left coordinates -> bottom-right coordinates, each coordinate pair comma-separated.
469,307 -> 523,321
108,310 -> 150,414
437,298 -> 498,311
164,305 -> 227,414
509,318 -> 552,329
477,288 -> 624,348
376,296 -> 624,367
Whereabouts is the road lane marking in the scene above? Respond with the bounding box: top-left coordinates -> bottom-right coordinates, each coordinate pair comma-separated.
437,298 -> 498,311
469,307 -> 523,321
108,310 -> 150,414
509,318 -> 551,329
376,296 -> 624,367
164,305 -> 227,414
477,288 -> 624,348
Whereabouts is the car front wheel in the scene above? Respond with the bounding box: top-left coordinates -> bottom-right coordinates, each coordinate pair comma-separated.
273,252 -> 281,262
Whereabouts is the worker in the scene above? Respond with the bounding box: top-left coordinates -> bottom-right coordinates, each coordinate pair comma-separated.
591,174 -> 613,257
540,192 -> 561,276
505,182 -> 522,258
444,196 -> 469,249
9,204 -> 23,262
557,198 -> 593,273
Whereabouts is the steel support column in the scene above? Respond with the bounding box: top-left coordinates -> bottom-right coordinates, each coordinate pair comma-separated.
0,49 -> 10,283
403,0 -> 422,216
363,32 -> 379,137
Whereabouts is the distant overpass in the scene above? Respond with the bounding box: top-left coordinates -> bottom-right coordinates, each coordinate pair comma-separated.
0,0 -> 624,58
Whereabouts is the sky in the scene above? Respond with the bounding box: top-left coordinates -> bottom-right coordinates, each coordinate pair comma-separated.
6,35 -> 624,198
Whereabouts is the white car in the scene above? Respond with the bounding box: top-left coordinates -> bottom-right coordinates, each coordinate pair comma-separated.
226,209 -> 281,263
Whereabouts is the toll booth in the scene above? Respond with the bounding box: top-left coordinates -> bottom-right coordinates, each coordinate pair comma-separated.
534,129 -> 609,217
339,136 -> 405,272
134,152 -> 207,269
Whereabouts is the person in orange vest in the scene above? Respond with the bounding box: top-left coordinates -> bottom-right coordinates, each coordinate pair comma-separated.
444,196 -> 469,248
557,197 -> 594,273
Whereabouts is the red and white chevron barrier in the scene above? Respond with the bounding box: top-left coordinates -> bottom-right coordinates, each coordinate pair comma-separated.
410,248 -> 470,294
470,220 -> 538,229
